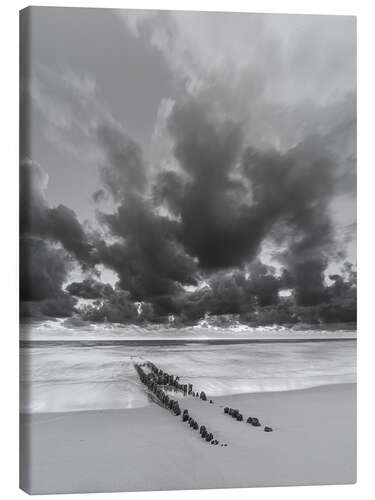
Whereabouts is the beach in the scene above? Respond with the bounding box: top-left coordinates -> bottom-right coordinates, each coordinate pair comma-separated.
20,382 -> 356,494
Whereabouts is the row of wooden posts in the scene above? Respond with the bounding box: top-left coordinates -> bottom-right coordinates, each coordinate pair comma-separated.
134,361 -> 273,448
224,406 -> 273,432
134,361 -> 223,445
144,361 -> 211,401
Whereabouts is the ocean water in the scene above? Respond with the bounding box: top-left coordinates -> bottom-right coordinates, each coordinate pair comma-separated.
20,326 -> 356,413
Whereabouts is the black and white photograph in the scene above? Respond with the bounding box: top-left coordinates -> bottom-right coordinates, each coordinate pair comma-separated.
19,6 -> 356,494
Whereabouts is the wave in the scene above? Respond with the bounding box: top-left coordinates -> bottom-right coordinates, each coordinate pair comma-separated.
20,317 -> 356,342
20,339 -> 356,413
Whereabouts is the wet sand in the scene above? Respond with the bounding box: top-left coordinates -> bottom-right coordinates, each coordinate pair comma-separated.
20,383 -> 356,494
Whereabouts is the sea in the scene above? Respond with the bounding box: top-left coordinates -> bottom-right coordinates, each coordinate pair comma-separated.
20,320 -> 356,413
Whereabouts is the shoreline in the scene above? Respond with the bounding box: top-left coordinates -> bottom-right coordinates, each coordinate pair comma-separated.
20,337 -> 357,347
20,383 -> 356,494
20,381 -> 356,416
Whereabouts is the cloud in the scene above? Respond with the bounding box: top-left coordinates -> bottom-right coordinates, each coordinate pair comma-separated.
124,10 -> 356,258
79,91 -> 354,319
97,195 -> 198,302
20,236 -> 76,318
123,11 -> 356,109
20,158 -> 98,268
20,11 -> 356,325
241,136 -> 339,305
20,159 -> 97,317
164,98 -> 255,268
97,122 -> 147,199
79,289 -> 139,324
66,278 -> 114,299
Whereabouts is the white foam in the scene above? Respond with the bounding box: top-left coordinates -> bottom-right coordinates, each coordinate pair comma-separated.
20,339 -> 356,413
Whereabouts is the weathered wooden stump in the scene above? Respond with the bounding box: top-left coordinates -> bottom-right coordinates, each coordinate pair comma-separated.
200,391 -> 207,401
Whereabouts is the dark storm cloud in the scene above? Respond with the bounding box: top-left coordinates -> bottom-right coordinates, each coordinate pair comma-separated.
97,195 -> 198,301
20,159 -> 96,318
165,99 -> 256,269
91,120 -> 199,303
66,278 -> 114,299
20,159 -> 97,268
147,261 -> 286,322
97,122 -> 147,199
241,137 -> 337,305
21,94 -> 355,323
66,278 -> 157,324
20,10 -> 356,325
74,95 -> 354,321
45,205 -> 97,269
20,236 -> 76,318
153,100 -> 340,307
78,289 -> 143,324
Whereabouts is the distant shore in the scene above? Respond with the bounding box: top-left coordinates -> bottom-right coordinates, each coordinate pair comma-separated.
20,383 -> 356,494
20,337 -> 357,348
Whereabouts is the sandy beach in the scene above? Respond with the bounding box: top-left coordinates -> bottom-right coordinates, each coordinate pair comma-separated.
20,383 -> 356,494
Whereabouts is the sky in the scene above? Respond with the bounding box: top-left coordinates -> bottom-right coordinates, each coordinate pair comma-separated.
20,7 -> 357,325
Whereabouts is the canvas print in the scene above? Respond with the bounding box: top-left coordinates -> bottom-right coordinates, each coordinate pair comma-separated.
19,7 -> 357,494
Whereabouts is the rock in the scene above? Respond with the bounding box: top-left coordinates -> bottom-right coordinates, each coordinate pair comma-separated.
224,407 -> 229,414
182,413 -> 189,422
209,400 -> 213,404
246,417 -> 253,424
251,418 -> 261,427
200,425 -> 206,435
193,422 -> 199,430
264,426 -> 273,432
236,414 -> 243,421
200,391 -> 207,401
